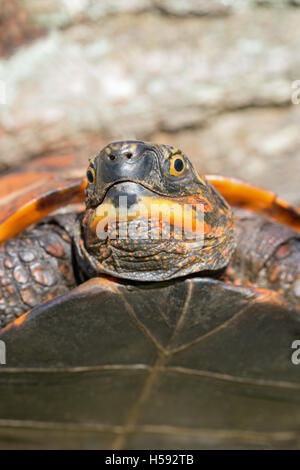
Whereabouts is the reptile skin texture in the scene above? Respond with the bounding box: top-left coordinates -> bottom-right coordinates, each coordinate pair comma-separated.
230,208 -> 300,308
0,221 -> 76,328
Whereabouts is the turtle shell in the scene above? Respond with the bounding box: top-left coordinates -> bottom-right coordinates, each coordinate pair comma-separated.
0,276 -> 300,449
0,154 -> 86,242
0,153 -> 300,449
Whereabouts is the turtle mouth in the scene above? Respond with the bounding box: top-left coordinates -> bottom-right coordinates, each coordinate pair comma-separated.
86,181 -> 207,248
96,178 -> 185,206
93,181 -> 187,221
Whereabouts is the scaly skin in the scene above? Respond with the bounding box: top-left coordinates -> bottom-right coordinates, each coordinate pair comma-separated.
227,208 -> 300,309
0,220 -> 76,328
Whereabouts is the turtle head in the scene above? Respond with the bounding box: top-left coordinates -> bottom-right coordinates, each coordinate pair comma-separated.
85,140 -> 212,207
76,140 -> 235,281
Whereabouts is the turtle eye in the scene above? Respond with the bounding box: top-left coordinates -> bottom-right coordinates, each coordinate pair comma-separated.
170,155 -> 186,177
87,167 -> 96,184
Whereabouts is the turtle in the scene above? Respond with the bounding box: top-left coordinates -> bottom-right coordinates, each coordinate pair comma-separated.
0,140 -> 300,450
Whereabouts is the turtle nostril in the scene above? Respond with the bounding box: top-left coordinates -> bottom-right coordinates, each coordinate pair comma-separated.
125,152 -> 132,159
109,154 -> 116,161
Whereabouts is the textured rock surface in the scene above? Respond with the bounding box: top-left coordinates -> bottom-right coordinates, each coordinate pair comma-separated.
0,1 -> 299,203
0,0 -> 43,57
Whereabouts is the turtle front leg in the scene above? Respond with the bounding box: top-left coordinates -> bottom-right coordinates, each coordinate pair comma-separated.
0,221 -> 77,329
229,208 -> 300,308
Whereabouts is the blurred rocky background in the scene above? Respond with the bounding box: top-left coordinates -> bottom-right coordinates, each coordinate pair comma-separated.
0,0 -> 299,204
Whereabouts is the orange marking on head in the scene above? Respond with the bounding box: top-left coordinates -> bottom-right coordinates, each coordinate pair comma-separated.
187,196 -> 213,213
203,222 -> 212,235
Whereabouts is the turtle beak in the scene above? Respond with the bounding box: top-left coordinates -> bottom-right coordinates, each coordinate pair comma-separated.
96,141 -> 160,199
85,141 -> 164,209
